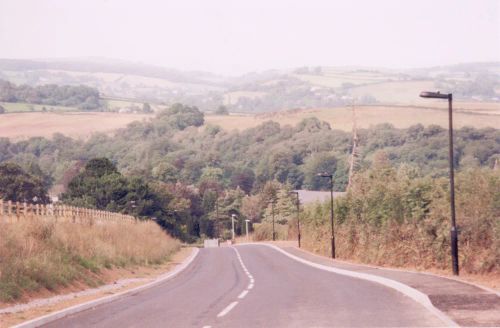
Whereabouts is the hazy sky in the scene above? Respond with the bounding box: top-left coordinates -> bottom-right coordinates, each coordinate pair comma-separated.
0,0 -> 498,75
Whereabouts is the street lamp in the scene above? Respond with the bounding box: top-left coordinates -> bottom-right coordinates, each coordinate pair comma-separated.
289,191 -> 301,248
420,91 -> 459,275
245,219 -> 250,241
317,172 -> 335,259
231,214 -> 237,242
271,200 -> 276,241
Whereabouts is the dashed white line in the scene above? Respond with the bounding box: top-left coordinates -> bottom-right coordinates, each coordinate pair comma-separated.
238,290 -> 249,299
217,301 -> 239,317
214,247 -> 255,320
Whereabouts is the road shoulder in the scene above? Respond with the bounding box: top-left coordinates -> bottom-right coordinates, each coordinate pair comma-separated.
2,247 -> 198,328
274,244 -> 500,327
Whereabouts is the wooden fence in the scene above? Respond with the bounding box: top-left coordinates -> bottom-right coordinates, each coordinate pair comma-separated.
0,199 -> 135,224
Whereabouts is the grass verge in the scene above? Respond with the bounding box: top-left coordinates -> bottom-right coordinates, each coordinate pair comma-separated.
0,219 -> 179,302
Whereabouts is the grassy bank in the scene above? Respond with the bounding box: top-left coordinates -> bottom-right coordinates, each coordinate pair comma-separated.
0,219 -> 179,302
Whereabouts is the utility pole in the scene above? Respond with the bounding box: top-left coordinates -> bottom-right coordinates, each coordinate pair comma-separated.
348,98 -> 359,189
318,172 -> 335,258
271,201 -> 276,241
289,191 -> 301,248
245,219 -> 250,241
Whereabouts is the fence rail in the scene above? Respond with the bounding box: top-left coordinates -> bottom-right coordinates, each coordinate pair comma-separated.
0,199 -> 136,224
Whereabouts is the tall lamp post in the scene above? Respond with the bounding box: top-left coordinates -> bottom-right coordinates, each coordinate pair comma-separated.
270,200 -> 276,241
289,191 -> 301,248
231,214 -> 237,242
420,91 -> 459,275
317,172 -> 335,259
245,219 -> 250,241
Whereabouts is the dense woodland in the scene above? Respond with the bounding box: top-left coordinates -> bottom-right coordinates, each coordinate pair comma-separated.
0,79 -> 101,109
0,104 -> 499,245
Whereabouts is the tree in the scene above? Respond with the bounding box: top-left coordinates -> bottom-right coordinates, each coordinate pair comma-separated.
156,103 -> 204,130
142,102 -> 153,113
230,168 -> 255,194
215,105 -> 229,115
303,153 -> 338,190
0,162 -> 50,203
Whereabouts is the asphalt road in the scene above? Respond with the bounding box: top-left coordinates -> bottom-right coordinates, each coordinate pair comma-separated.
42,245 -> 445,328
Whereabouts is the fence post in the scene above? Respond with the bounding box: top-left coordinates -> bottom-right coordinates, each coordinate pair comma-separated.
15,201 -> 20,221
22,201 -> 27,219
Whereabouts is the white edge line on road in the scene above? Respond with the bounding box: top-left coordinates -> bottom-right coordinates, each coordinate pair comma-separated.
238,290 -> 249,299
13,247 -> 201,328
235,243 -> 458,327
217,301 -> 239,317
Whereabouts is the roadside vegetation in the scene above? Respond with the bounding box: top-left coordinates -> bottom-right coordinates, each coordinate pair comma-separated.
299,163 -> 499,274
0,216 -> 179,302
0,162 -> 180,302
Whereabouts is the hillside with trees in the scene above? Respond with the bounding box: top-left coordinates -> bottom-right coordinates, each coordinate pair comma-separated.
0,103 -> 498,245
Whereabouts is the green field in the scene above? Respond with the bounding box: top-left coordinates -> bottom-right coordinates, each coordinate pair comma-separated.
0,102 -> 77,113
103,98 -> 165,112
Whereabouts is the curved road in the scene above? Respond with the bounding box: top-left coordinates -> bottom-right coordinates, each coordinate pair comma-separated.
42,245 -> 444,327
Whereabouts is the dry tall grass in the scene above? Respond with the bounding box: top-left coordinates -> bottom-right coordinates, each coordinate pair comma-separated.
252,222 -> 289,241
0,218 -> 179,301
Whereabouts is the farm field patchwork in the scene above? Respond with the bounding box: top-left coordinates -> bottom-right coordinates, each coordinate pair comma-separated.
0,101 -> 77,113
206,103 -> 500,132
0,112 -> 152,140
1,102 -> 498,140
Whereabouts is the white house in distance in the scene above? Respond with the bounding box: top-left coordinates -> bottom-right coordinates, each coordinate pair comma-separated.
295,190 -> 345,204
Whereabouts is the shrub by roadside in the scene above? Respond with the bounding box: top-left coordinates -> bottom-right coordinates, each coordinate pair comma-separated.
299,167 -> 499,275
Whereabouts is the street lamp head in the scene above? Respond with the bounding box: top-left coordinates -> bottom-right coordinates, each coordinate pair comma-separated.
420,91 -> 450,99
231,214 -> 236,218
245,219 -> 250,222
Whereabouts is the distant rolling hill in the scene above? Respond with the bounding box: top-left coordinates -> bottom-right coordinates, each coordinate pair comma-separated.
0,58 -> 498,114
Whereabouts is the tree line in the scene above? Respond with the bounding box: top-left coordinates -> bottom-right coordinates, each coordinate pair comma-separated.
0,79 -> 101,110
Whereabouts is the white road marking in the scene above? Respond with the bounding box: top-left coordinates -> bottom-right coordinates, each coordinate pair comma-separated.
238,290 -> 249,299
237,243 -> 459,327
214,247 -> 255,320
217,301 -> 239,317
202,326 -> 211,328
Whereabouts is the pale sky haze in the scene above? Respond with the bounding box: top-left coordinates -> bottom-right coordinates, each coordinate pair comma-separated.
0,0 -> 498,75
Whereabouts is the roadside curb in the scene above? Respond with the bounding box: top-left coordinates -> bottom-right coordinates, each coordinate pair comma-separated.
236,243 -> 458,327
13,248 -> 200,328
288,245 -> 500,297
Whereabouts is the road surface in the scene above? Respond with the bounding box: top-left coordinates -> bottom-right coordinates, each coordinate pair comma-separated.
42,245 -> 445,327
